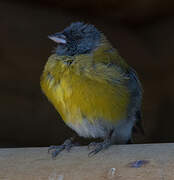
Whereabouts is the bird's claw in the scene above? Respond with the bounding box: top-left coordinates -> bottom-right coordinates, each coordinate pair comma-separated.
88,143 -> 103,157
88,142 -> 98,150
88,140 -> 111,157
48,138 -> 75,159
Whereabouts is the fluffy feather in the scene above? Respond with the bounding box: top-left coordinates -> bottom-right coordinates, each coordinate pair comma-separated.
41,22 -> 143,147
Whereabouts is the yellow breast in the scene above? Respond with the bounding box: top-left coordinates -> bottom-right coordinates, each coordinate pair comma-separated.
40,42 -> 130,126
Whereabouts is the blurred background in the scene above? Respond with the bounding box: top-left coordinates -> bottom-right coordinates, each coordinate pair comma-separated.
1,0 -> 174,148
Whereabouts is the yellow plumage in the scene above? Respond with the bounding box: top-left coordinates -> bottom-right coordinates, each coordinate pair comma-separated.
40,22 -> 142,157
41,37 -> 130,125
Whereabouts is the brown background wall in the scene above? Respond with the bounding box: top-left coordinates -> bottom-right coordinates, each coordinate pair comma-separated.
1,0 -> 174,148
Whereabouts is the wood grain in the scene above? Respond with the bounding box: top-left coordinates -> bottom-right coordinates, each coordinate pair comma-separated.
0,143 -> 174,180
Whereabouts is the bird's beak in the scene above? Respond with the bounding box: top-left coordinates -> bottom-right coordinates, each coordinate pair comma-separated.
48,35 -> 66,44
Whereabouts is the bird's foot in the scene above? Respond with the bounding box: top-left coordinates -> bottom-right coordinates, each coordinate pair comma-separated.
48,137 -> 76,158
88,139 -> 111,157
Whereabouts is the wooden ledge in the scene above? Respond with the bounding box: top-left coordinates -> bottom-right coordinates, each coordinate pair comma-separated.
0,143 -> 174,180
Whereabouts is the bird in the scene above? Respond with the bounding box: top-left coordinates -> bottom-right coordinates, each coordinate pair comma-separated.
40,22 -> 143,158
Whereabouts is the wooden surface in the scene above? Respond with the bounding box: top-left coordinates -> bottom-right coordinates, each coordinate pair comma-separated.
0,143 -> 174,180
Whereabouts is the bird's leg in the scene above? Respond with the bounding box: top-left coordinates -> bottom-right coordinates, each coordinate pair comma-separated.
48,137 -> 77,158
88,130 -> 113,157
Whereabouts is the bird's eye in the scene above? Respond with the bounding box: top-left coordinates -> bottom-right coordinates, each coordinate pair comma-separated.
75,35 -> 82,40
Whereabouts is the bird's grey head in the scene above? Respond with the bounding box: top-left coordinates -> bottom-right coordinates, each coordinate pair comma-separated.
49,22 -> 101,56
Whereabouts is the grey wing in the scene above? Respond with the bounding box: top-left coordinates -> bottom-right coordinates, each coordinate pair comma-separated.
126,67 -> 144,134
